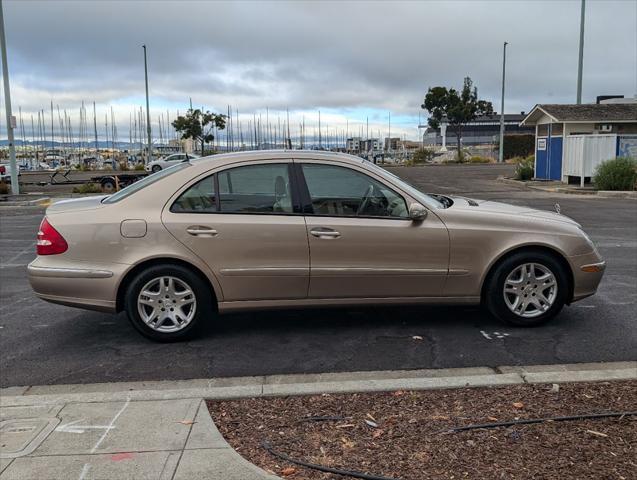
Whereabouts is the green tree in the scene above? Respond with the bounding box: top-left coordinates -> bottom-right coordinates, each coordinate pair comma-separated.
421,77 -> 493,160
171,108 -> 226,156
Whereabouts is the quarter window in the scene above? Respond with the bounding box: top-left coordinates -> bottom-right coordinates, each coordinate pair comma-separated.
171,176 -> 216,213
218,164 -> 293,214
301,164 -> 408,218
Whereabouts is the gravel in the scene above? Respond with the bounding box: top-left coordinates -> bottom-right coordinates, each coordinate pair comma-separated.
208,381 -> 637,480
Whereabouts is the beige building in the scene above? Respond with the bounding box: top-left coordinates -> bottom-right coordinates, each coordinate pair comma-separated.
520,101 -> 637,183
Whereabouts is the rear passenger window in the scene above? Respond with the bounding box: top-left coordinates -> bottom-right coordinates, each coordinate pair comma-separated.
171,176 -> 216,213
218,164 -> 293,214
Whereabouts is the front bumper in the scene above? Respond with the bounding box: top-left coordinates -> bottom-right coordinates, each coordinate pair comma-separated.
28,258 -> 125,313
568,251 -> 606,302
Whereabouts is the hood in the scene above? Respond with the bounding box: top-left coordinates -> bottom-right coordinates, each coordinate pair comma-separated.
449,196 -> 581,228
46,195 -> 109,215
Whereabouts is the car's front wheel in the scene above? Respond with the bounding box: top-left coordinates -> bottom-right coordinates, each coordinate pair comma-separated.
124,264 -> 212,341
484,251 -> 569,326
151,165 -> 162,173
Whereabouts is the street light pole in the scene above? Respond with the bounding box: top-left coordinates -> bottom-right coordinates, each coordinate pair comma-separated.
576,0 -> 586,104
142,45 -> 152,163
0,0 -> 19,193
498,41 -> 508,164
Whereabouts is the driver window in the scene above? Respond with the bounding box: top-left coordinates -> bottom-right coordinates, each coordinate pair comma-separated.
301,164 -> 408,218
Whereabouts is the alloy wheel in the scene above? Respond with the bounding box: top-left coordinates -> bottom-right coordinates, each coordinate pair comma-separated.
137,276 -> 197,332
503,263 -> 557,318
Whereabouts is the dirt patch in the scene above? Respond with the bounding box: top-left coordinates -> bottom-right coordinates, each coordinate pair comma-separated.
208,381 -> 637,480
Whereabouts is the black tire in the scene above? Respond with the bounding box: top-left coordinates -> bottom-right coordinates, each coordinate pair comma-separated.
101,178 -> 116,192
124,264 -> 213,341
151,165 -> 162,173
484,250 -> 569,327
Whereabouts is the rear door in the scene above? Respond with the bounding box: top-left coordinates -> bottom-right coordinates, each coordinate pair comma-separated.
162,160 -> 310,301
298,161 -> 449,299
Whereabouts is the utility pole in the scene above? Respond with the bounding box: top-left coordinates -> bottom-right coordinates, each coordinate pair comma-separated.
142,45 -> 152,163
0,0 -> 20,195
0,0 -> 18,192
498,41 -> 508,163
576,0 -> 585,104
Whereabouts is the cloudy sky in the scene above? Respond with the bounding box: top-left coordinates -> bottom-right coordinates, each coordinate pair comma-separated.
2,0 -> 636,143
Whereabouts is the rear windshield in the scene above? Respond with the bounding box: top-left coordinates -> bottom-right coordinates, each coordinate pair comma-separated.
102,163 -> 190,204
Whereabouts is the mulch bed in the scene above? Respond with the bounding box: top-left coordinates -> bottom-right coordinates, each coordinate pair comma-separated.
207,381 -> 637,480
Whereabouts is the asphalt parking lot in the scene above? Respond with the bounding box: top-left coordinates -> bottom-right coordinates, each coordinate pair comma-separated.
1,164 -> 636,387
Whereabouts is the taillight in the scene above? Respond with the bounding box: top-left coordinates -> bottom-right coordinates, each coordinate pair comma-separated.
0,165 -> 5,174
37,218 -> 68,255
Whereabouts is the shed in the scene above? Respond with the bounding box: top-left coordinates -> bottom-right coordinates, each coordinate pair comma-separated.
520,103 -> 637,184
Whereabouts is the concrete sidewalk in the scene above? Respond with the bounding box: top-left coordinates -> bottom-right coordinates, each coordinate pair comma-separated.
0,397 -> 277,480
1,361 -> 635,480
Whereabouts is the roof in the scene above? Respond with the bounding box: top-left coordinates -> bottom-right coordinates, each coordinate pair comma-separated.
193,149 -> 367,166
521,103 -> 637,125
439,113 -> 527,124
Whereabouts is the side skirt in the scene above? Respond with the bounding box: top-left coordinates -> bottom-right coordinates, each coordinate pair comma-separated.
218,296 -> 481,313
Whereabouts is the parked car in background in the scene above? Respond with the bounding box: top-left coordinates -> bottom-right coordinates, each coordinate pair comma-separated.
145,153 -> 200,173
0,162 -> 20,182
28,151 -> 605,342
38,162 -> 56,171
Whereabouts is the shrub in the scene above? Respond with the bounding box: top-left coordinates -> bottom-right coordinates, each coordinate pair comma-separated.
515,155 -> 534,180
411,148 -> 436,164
0,181 -> 8,195
593,157 -> 637,191
72,183 -> 103,194
134,163 -> 145,171
469,155 -> 493,164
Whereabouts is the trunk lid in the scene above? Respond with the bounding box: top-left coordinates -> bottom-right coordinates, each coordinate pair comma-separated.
46,195 -> 109,215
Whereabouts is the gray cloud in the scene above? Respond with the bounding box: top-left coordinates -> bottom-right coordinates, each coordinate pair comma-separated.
3,0 -> 636,140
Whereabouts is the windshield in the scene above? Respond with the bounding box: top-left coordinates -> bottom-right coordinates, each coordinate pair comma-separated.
102,162 -> 191,204
362,161 -> 445,209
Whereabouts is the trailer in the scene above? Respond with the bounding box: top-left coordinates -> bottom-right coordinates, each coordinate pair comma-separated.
47,169 -> 148,192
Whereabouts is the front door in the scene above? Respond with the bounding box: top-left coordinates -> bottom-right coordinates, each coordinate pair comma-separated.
162,161 -> 309,301
298,162 -> 449,299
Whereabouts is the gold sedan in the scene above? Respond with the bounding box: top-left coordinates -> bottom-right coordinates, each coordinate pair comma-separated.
28,151 -> 605,341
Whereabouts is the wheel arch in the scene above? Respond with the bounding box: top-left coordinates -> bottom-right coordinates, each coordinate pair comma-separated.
480,245 -> 574,304
116,257 -> 219,313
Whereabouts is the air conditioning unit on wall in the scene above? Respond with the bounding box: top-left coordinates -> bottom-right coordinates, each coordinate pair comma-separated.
600,124 -> 613,132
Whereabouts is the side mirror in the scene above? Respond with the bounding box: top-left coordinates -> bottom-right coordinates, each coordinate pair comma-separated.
409,203 -> 428,221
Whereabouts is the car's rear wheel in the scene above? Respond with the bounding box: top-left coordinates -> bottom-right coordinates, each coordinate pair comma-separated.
124,264 -> 212,341
151,165 -> 162,173
484,251 -> 569,326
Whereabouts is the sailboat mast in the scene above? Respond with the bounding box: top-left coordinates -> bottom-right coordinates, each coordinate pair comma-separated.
93,102 -> 98,153
318,110 -> 322,149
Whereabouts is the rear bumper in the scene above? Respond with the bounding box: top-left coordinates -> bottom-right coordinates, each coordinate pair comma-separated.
28,258 -> 124,313
568,251 -> 606,302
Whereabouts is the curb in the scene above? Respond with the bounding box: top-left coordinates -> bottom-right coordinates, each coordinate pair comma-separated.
0,197 -> 50,207
497,176 -> 637,198
2,362 -> 635,407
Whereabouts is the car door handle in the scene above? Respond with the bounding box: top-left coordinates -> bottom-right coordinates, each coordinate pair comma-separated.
186,226 -> 218,237
310,228 -> 341,239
